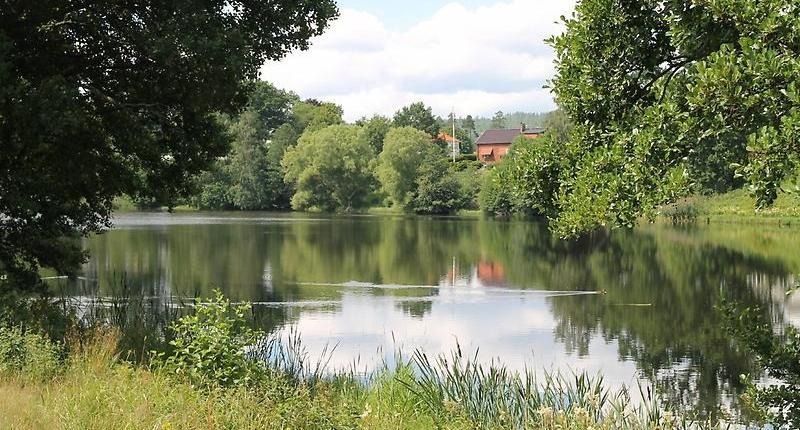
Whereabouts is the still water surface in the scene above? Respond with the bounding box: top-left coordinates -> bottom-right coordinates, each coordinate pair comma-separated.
71,212 -> 800,418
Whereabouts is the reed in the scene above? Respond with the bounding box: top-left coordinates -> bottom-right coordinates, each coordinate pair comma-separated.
0,289 -> 735,429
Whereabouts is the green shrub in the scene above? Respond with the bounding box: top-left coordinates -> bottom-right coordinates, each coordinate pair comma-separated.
479,164 -> 515,217
0,325 -> 61,381
506,135 -> 562,217
412,171 -> 462,215
158,290 -> 263,388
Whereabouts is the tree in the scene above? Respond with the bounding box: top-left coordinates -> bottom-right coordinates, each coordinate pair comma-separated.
192,164 -> 233,210
0,1 -> 338,288
376,127 -> 442,208
193,82 -> 295,211
356,115 -> 392,154
226,111 -> 288,210
490,111 -> 507,129
462,115 -> 477,137
268,123 -> 300,167
245,82 -> 299,140
501,0 -> 800,237
282,125 -> 375,212
292,100 -> 343,133
411,164 -> 462,215
542,109 -> 572,146
393,102 -> 440,141
454,127 -> 475,155
412,166 -> 462,215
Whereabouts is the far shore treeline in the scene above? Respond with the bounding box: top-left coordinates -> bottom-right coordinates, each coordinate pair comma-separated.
120,84 -> 567,218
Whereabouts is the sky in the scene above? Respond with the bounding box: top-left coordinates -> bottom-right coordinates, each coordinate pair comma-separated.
260,0 -> 576,122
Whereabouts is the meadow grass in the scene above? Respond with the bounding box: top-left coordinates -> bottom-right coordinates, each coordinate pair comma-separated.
660,189 -> 800,225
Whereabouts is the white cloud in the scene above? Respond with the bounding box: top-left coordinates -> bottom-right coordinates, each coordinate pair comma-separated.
261,0 -> 576,121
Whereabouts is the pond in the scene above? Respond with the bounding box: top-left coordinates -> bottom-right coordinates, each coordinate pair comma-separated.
56,212 -> 800,420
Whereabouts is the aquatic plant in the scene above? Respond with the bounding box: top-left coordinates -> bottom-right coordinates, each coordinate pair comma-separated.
403,345 -> 684,429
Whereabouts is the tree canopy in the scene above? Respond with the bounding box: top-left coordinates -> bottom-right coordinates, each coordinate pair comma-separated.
376,127 -> 442,208
490,111 -> 507,129
356,115 -> 392,154
498,0 -> 800,237
393,102 -> 441,141
0,1 -> 338,287
282,125 -> 376,212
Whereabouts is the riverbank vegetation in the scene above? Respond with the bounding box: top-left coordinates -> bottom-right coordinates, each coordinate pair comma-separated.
1,291 -> 698,430
477,0 -> 800,238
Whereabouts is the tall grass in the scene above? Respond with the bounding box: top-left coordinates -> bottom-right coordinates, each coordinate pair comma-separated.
402,346 -> 692,430
0,290 -> 733,429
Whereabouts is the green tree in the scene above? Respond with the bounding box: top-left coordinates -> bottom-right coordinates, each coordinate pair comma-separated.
542,0 -> 800,236
268,123 -> 301,167
479,164 -> 516,217
411,159 -> 462,215
356,115 -> 392,154
542,109 -> 572,145
245,82 -> 298,140
282,125 -> 376,212
393,102 -> 440,141
0,1 -> 338,287
490,111 -> 507,129
462,115 -> 478,137
193,164 -> 233,210
292,100 -> 343,133
376,127 -> 442,208
454,127 -> 475,155
226,111 -> 288,210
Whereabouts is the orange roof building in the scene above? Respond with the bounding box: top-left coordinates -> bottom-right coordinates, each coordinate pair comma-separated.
475,124 -> 545,163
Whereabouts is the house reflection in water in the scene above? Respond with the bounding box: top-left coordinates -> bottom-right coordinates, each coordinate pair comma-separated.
440,258 -> 508,288
475,260 -> 507,287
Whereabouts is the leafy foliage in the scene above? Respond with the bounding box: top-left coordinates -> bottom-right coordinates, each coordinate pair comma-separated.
479,164 -> 516,218
226,111 -> 290,210
293,100 -> 344,133
479,134 -> 563,218
282,124 -> 376,212
411,164 -> 462,215
533,0 -> 800,236
393,102 -> 442,142
192,83 -> 299,211
451,160 -> 485,210
376,127 -> 441,208
0,325 -> 61,382
722,301 -> 800,428
0,1 -> 338,287
160,290 -> 261,388
356,115 -> 392,154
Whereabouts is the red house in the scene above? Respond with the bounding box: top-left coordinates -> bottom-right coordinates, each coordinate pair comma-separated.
475,124 -> 545,163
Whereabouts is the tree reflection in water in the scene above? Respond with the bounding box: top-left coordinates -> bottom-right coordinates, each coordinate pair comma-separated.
65,213 -> 799,421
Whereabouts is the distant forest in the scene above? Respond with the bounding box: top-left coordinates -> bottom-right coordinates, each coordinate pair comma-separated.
464,112 -> 550,134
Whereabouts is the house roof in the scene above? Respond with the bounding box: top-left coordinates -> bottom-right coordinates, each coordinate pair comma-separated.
437,132 -> 459,144
475,128 -> 545,145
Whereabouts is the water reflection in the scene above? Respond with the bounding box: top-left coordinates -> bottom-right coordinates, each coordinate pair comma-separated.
67,212 -> 800,420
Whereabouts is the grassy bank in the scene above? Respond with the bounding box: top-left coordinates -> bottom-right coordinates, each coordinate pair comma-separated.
0,293 -> 691,430
660,188 -> 800,225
